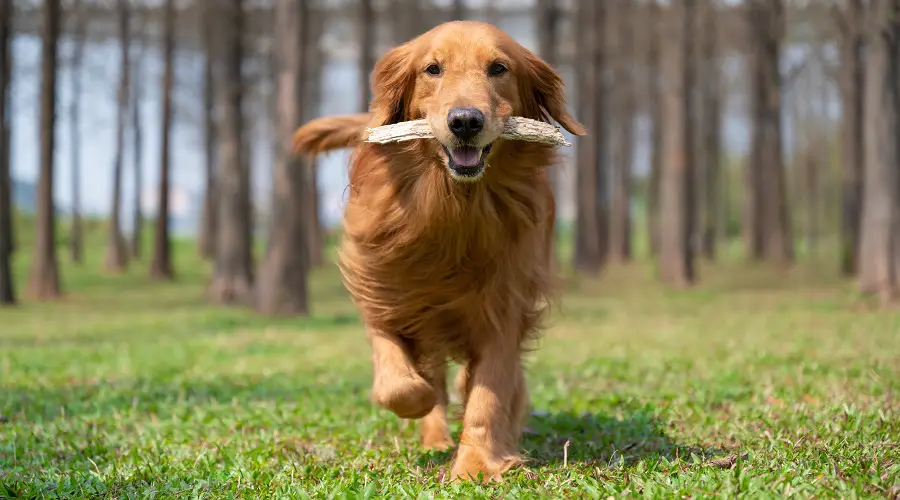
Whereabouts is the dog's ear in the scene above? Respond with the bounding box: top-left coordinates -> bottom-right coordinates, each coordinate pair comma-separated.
518,49 -> 586,136
369,43 -> 416,127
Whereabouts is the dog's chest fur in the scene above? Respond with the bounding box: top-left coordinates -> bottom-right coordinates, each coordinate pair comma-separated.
338,149 -> 553,361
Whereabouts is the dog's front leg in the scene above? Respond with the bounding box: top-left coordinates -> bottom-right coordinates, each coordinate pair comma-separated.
450,337 -> 524,482
367,328 -> 436,419
419,363 -> 454,450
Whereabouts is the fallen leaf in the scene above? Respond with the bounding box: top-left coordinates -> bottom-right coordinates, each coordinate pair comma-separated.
708,452 -> 749,469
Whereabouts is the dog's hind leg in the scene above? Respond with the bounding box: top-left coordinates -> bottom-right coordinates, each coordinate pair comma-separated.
419,362 -> 454,450
368,328 -> 437,420
454,363 -> 469,405
510,364 -> 529,445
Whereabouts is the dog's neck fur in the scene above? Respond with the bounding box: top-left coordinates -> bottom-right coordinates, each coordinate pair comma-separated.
344,139 -> 556,268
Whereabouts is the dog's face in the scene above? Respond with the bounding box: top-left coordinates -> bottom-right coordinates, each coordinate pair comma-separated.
368,21 -> 585,183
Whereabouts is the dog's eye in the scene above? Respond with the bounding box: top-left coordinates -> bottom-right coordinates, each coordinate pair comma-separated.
425,63 -> 442,76
488,62 -> 508,76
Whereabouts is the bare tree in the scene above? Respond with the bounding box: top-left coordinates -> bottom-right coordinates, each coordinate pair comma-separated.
858,0 -> 899,303
450,0 -> 464,20
150,0 -> 175,280
359,0 -> 374,111
198,0 -> 217,260
836,0 -> 864,275
393,0 -> 425,44
609,0 -> 635,263
536,0 -> 558,81
28,0 -> 62,299
746,0 -> 792,265
802,145 -> 821,257
209,0 -> 253,304
105,0 -> 131,273
256,0 -> 310,316
646,0 -> 662,256
590,0 -> 610,268
573,0 -> 607,272
698,0 -> 722,260
68,0 -> 85,264
536,0 -> 559,267
130,5 -> 144,259
658,0 -> 696,287
483,0 -> 499,24
0,0 -> 14,304
305,5 -> 324,268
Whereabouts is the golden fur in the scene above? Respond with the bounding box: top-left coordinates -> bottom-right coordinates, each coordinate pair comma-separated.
293,21 -> 585,481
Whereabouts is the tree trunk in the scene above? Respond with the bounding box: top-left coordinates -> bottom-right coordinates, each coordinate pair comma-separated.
0,0 -> 14,305
394,0 -> 424,44
646,0 -> 662,257
747,0 -> 792,266
130,7 -> 144,260
742,147 -> 763,260
105,0 -> 130,273
592,0 -> 610,269
536,0 -> 559,268
304,4 -> 324,268
483,0 -> 499,25
0,0 -> 9,258
450,0 -> 464,20
744,8 -> 765,261
68,0 -> 84,264
858,0 -> 900,302
839,0 -> 864,276
359,0 -> 374,111
256,0 -> 310,316
609,0 -> 634,263
28,0 -> 62,299
150,0 -> 175,280
804,151 -> 819,257
208,0 -> 253,304
573,0 -> 604,272
658,0 -> 695,288
198,0 -> 217,260
699,0 -> 721,260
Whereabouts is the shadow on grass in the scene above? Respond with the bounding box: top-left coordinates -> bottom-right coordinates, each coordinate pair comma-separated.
413,408 -> 723,470
520,409 -> 722,467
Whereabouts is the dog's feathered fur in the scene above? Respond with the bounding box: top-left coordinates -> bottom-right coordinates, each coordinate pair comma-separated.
292,112 -> 369,155
292,21 -> 584,482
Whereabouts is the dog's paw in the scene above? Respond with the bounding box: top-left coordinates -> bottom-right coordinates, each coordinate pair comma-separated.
421,423 -> 454,451
371,371 -> 436,420
449,445 -> 522,483
422,434 -> 455,451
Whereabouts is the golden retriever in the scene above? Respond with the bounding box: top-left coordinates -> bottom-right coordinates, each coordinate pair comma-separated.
292,21 -> 585,481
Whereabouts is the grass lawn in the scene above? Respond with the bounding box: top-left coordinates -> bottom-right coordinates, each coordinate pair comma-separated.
1,233 -> 898,498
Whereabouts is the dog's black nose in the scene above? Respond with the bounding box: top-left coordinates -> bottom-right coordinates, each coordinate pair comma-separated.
447,108 -> 484,140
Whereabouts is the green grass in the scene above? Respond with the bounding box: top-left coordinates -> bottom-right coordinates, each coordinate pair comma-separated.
1,228 -> 898,498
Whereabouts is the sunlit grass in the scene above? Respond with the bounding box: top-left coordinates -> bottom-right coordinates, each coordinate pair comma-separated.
1,223 -> 898,498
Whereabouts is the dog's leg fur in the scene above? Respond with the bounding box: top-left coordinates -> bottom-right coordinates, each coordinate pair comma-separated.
419,363 -> 454,450
368,328 -> 436,420
454,363 -> 469,404
450,337 -> 525,482
510,364 -> 529,443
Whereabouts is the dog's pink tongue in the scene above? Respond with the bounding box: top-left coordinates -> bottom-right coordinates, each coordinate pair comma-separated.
450,147 -> 481,167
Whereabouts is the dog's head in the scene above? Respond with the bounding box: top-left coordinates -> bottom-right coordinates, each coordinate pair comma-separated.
368,21 -> 585,183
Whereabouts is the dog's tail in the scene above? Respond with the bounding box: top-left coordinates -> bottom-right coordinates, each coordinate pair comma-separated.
292,113 -> 372,156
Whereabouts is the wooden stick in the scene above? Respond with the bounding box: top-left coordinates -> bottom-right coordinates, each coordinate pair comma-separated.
364,116 -> 572,147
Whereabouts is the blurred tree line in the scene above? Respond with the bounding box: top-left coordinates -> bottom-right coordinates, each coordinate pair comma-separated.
1,0 -> 899,312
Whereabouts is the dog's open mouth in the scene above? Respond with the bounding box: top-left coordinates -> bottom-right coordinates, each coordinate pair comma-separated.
442,143 -> 494,180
